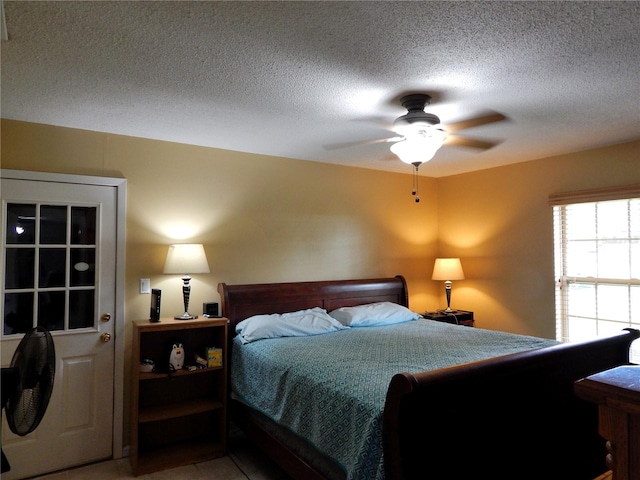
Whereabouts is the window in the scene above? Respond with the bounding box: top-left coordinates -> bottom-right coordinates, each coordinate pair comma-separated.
551,185 -> 640,363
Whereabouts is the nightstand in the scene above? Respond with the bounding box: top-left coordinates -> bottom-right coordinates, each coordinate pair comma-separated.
422,309 -> 474,327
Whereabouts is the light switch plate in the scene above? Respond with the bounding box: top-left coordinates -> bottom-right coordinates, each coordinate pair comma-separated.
139,278 -> 151,294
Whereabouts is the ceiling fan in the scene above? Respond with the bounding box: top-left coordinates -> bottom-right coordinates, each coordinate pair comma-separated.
326,93 -> 508,202
328,93 -> 507,153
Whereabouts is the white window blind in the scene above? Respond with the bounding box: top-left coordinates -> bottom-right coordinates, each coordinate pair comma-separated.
551,185 -> 640,363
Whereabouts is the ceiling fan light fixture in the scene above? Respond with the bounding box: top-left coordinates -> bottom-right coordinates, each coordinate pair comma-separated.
390,129 -> 446,165
392,118 -> 442,137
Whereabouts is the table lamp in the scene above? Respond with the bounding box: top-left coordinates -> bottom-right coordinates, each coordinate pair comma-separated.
432,258 -> 465,313
163,244 -> 210,320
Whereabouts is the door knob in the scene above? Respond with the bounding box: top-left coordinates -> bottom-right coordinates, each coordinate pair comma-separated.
101,313 -> 111,322
101,332 -> 112,343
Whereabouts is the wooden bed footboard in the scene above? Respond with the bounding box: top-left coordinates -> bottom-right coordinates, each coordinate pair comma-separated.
383,328 -> 640,480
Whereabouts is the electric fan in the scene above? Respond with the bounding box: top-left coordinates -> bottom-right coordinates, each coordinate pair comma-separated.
324,93 -> 508,153
1,326 -> 56,473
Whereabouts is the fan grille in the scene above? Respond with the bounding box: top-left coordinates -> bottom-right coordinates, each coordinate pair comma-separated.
6,326 -> 56,436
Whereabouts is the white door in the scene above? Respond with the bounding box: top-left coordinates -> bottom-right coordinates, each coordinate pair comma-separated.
1,173 -> 123,479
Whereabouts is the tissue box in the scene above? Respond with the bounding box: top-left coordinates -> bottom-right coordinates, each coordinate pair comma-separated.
207,347 -> 223,367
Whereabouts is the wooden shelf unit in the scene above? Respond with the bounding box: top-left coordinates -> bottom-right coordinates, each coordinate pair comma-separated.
130,317 -> 228,476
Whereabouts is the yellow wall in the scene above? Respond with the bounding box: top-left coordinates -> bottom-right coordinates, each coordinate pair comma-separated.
1,119 -> 440,315
3,119 -> 638,337
2,119 -> 639,448
437,141 -> 640,337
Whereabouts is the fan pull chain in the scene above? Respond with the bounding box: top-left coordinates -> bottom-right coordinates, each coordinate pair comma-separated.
412,162 -> 421,203
411,168 -> 417,196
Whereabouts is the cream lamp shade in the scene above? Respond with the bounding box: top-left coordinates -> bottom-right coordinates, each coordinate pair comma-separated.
432,258 -> 465,281
164,244 -> 210,320
432,258 -> 465,313
163,244 -> 210,275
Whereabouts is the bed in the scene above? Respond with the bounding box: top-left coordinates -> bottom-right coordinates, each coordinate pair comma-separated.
218,275 -> 639,480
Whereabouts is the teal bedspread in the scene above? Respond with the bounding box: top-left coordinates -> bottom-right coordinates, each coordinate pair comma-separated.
231,318 -> 559,480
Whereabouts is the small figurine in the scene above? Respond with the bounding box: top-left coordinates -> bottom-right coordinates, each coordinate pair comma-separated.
168,341 -> 184,371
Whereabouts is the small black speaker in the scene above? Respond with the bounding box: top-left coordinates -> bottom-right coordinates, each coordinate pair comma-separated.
203,302 -> 219,318
150,289 -> 161,322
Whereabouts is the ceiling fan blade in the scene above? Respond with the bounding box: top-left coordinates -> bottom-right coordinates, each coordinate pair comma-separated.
353,115 -> 394,128
323,136 -> 402,150
445,111 -> 507,133
445,135 -> 502,150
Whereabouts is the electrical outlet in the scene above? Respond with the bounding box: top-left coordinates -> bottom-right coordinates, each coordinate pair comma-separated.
139,278 -> 151,294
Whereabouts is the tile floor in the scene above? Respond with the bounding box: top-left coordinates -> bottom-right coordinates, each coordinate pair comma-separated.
29,424 -> 289,480
24,424 -> 616,480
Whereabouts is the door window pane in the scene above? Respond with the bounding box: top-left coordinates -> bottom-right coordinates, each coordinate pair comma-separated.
70,249 -> 95,287
71,207 -> 96,245
3,292 -> 34,335
5,248 -> 35,289
70,290 -> 95,329
39,248 -> 67,288
5,204 -> 36,244
38,291 -> 66,331
40,205 -> 68,245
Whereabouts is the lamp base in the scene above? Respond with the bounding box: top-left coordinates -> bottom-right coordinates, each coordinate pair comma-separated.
174,312 -> 198,320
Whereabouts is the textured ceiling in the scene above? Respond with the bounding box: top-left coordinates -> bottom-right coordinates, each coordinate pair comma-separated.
1,1 -> 639,177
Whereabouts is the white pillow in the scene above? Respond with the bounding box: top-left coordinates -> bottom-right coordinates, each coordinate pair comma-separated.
328,301 -> 420,327
235,307 -> 348,344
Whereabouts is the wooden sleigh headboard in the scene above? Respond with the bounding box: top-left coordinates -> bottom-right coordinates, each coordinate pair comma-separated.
218,275 -> 408,337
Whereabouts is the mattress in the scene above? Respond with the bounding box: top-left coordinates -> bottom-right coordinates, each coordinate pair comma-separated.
231,318 -> 559,480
